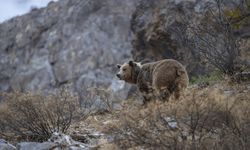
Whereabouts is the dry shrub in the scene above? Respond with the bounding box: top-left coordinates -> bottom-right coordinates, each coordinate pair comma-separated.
0,88 -> 86,142
85,87 -> 113,113
175,0 -> 250,75
109,87 -> 250,150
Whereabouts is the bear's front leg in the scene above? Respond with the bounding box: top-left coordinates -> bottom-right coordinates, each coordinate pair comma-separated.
158,89 -> 171,101
137,80 -> 154,105
140,88 -> 154,105
141,93 -> 151,105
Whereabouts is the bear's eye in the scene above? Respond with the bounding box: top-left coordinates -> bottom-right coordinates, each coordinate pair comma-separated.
123,68 -> 127,71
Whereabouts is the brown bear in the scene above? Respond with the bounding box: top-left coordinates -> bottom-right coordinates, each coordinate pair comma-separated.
116,59 -> 189,104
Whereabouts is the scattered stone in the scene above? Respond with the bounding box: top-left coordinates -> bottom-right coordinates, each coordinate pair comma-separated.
164,117 -> 178,129
0,139 -> 16,150
17,142 -> 56,150
224,90 -> 234,96
48,132 -> 91,149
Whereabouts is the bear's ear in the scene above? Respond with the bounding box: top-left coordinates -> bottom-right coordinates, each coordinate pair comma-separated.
129,60 -> 134,67
117,64 -> 121,69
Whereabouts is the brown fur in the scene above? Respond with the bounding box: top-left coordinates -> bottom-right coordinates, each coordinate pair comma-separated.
116,59 -> 189,104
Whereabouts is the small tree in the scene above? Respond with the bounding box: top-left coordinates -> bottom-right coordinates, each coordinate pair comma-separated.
177,0 -> 250,75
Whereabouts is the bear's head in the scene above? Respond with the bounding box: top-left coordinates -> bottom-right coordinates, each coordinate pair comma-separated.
116,61 -> 141,84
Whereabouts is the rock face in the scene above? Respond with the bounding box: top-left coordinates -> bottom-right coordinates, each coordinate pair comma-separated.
130,0 -> 250,76
0,0 -> 249,105
0,0 -> 138,105
130,0 -> 213,76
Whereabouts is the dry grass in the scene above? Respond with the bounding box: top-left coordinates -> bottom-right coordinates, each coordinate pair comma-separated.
0,88 -> 87,142
105,84 -> 250,150
1,81 -> 249,150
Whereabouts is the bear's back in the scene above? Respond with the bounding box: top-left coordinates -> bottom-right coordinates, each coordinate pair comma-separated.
139,59 -> 186,81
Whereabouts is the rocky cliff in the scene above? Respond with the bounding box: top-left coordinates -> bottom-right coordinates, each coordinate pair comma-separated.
0,0 -> 249,105
130,0 -> 250,76
0,0 -> 139,105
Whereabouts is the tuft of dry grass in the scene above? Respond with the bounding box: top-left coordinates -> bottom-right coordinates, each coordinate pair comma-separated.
105,85 -> 250,150
0,88 -> 87,142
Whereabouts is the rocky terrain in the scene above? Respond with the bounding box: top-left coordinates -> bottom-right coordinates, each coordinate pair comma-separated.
1,81 -> 249,150
0,0 -> 250,149
0,0 -> 249,102
0,0 -> 140,106
130,0 -> 250,76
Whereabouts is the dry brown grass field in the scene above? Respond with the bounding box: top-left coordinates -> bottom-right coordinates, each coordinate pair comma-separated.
0,81 -> 249,150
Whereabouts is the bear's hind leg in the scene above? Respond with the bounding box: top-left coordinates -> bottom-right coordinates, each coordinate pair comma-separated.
174,84 -> 186,100
174,89 -> 181,99
141,91 -> 153,105
142,96 -> 150,105
157,88 -> 171,102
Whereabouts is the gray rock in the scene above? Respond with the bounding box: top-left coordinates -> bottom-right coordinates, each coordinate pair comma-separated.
17,142 -> 56,150
0,0 -> 139,107
0,139 -> 6,143
48,132 -> 91,150
0,140 -> 16,150
10,53 -> 55,91
130,0 -> 215,76
17,141 -> 89,150
0,144 -> 16,150
13,133 -> 92,150
130,0 -> 250,76
164,117 -> 178,129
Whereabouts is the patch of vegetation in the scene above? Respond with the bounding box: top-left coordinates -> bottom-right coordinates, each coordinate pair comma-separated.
106,86 -> 250,150
177,0 -> 250,75
0,88 -> 87,142
190,71 -> 223,85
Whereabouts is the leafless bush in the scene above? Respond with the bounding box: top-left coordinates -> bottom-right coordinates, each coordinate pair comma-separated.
109,87 -> 250,150
0,88 -> 87,142
175,0 -> 250,75
81,85 -> 127,114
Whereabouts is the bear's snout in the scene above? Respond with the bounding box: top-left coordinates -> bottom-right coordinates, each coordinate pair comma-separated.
116,74 -> 121,79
